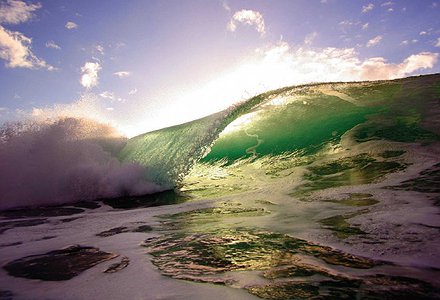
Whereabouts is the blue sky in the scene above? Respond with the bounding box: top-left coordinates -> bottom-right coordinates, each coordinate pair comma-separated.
1,0 -> 439,137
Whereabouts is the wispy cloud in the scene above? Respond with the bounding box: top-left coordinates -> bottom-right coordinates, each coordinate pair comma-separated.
0,0 -> 41,24
304,32 -> 318,45
80,62 -> 101,89
362,3 -> 374,13
45,40 -> 61,50
222,1 -> 230,11
400,39 -> 418,46
362,23 -> 369,30
99,91 -> 114,99
227,9 -> 265,36
128,88 -> 138,95
339,20 -> 354,26
436,37 -> 440,47
381,1 -> 393,7
65,21 -> 78,30
367,35 -> 382,47
114,71 -> 130,78
95,44 -> 104,55
0,25 -> 53,69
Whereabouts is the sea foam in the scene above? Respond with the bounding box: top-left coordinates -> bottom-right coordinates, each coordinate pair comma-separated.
0,118 -> 163,210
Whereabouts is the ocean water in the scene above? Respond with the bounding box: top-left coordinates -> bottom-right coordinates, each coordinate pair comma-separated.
1,74 -> 440,299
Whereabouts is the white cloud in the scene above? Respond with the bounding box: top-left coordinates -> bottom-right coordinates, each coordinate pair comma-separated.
362,23 -> 369,30
99,91 -> 114,99
114,71 -> 130,78
362,3 -> 374,13
65,21 -> 78,30
227,9 -> 265,36
80,61 -> 101,89
0,107 -> 7,111
128,88 -> 138,95
0,0 -> 41,24
381,1 -> 393,6
436,37 -> 440,47
0,25 -> 53,69
400,39 -> 417,46
95,44 -> 104,55
367,35 -> 382,47
0,1 -> 52,70
304,32 -> 318,45
45,40 -> 60,50
360,52 -> 438,80
420,31 -> 427,35
339,20 -> 357,27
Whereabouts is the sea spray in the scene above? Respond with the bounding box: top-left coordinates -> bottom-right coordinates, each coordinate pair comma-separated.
0,118 -> 163,210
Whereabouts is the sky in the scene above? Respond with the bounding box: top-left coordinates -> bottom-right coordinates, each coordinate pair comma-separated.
0,0 -> 439,137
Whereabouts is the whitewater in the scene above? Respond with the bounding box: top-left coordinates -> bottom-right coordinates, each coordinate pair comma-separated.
1,74 -> 440,299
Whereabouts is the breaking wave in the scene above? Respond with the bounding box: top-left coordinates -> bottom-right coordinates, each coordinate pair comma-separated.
2,74 -> 439,210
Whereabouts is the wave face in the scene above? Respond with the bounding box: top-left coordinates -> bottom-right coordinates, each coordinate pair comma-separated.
119,75 -> 438,178
120,74 -> 440,195
0,118 -> 163,210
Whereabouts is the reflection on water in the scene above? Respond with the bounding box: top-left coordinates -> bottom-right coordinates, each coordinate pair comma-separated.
291,154 -> 407,200
143,205 -> 440,299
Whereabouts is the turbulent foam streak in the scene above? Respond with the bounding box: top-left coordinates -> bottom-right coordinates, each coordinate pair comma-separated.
0,118 -> 163,210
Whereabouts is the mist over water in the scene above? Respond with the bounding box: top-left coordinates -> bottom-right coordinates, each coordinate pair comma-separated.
0,118 -> 164,210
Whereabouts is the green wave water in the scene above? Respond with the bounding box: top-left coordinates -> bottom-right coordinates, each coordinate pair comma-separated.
120,74 -> 440,190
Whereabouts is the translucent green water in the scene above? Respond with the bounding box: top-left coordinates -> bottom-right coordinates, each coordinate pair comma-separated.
202,96 -> 379,163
